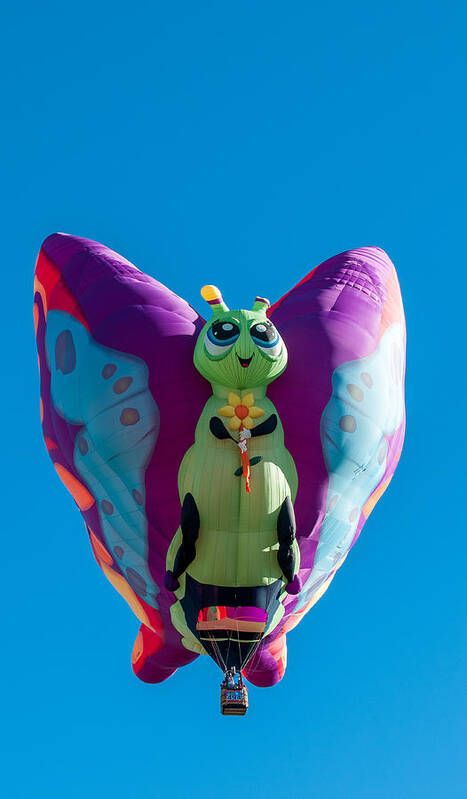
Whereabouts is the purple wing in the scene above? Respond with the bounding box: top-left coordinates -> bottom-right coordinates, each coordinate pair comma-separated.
35,233 -> 210,681
244,247 -> 406,686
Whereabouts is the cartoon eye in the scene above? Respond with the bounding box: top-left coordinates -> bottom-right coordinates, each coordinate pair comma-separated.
250,321 -> 282,357
205,321 -> 240,357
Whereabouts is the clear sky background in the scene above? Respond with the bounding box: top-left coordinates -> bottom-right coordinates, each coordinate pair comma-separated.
1,2 -> 466,798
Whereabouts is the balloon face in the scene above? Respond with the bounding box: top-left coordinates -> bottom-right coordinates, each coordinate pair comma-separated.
35,235 -> 405,690
194,307 -> 288,390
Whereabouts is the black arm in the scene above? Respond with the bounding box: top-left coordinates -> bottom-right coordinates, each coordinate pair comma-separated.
209,416 -> 235,441
210,414 -> 277,441
250,414 -> 277,437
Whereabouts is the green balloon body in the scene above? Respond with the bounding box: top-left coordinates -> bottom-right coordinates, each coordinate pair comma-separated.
166,289 -> 300,652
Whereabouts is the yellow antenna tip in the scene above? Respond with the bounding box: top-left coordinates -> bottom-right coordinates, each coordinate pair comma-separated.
200,285 -> 229,313
201,285 -> 222,303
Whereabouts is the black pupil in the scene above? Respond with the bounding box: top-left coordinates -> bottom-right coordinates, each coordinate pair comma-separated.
251,322 -> 276,342
211,321 -> 239,340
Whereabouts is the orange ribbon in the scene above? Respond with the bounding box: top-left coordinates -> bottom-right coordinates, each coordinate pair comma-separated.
238,424 -> 251,493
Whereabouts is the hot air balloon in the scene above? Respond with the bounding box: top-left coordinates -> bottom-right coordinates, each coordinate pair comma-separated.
34,234 -> 405,714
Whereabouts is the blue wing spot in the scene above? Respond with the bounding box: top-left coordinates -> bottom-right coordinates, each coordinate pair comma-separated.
102,500 -> 114,515
114,377 -> 132,394
120,408 -> 139,425
114,546 -> 124,559
126,568 -> 147,598
78,437 -> 88,455
132,489 -> 143,505
55,330 -> 76,374
102,363 -> 117,379
339,415 -> 356,432
361,372 -> 373,387
378,441 -> 387,464
347,384 -> 363,401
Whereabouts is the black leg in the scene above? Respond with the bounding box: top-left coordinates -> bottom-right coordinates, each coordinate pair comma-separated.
277,496 -> 296,583
172,493 -> 200,580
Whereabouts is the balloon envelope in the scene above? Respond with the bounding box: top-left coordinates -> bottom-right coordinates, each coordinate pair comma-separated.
35,234 -> 405,686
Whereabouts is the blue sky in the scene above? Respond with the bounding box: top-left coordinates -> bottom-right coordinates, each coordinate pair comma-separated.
2,1 -> 466,797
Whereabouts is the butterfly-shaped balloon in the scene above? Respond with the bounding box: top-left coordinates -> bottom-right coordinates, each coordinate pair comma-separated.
34,234 -> 405,688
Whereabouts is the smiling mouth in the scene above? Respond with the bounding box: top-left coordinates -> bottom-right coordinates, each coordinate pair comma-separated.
237,355 -> 253,368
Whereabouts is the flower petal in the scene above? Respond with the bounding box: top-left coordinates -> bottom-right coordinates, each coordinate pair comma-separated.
243,416 -> 254,429
219,405 -> 235,417
230,416 -> 241,430
242,393 -> 254,407
249,406 -> 264,418
228,392 -> 241,407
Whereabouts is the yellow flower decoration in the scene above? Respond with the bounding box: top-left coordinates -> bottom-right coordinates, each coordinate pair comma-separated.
218,392 -> 264,430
